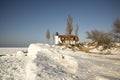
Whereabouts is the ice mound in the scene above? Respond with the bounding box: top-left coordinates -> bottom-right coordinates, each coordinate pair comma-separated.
28,43 -> 50,53
26,43 -> 79,80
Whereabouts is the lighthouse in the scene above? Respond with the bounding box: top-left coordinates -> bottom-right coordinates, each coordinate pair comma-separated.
55,32 -> 59,44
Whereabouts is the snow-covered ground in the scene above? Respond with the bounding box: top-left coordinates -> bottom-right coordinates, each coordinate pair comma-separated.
0,43 -> 120,80
0,48 -> 27,80
0,48 -> 27,55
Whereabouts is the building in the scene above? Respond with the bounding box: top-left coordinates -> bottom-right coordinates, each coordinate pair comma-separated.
55,32 -> 79,45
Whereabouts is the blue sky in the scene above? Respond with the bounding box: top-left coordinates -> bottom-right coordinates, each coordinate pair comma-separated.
0,0 -> 120,47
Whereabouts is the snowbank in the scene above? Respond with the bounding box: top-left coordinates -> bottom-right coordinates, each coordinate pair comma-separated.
0,43 -> 120,80
26,43 -> 120,80
28,43 -> 78,73
26,43 -> 79,80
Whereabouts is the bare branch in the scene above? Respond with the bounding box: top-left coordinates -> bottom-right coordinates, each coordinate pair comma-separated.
46,29 -> 50,43
75,23 -> 79,36
66,14 -> 73,35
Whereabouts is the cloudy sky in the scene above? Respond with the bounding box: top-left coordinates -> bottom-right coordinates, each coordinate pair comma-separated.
0,0 -> 120,47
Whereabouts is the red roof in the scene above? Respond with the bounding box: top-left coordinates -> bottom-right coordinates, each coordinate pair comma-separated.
58,35 -> 79,41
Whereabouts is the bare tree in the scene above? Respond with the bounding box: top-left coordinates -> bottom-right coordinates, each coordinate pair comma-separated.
75,23 -> 79,36
113,18 -> 120,42
46,29 -> 50,44
86,29 -> 101,42
66,14 -> 73,35
86,29 -> 112,49
114,18 -> 120,33
52,32 -> 55,44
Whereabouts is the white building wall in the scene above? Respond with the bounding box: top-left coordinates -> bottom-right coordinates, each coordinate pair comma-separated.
58,38 -> 62,43
72,41 -> 75,44
55,36 -> 63,44
55,36 -> 59,44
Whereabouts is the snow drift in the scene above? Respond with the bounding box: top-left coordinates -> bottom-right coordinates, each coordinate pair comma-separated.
26,43 -> 120,80
0,43 -> 120,80
27,43 -> 78,80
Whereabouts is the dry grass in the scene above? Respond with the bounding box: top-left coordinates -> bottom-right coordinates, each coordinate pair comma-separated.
79,46 -> 90,52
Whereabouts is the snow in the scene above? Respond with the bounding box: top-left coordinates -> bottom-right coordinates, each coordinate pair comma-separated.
89,47 -> 120,55
26,44 -> 38,80
54,54 -> 78,73
0,43 -> 120,80
0,48 -> 27,56
0,48 -> 27,80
